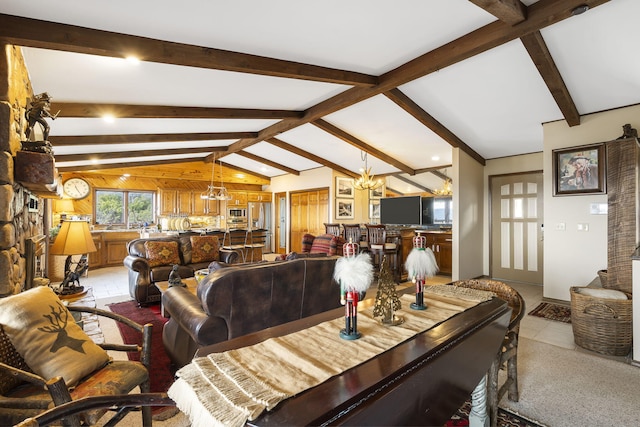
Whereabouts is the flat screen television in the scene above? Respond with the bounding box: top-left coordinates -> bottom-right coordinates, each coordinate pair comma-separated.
380,196 -> 422,225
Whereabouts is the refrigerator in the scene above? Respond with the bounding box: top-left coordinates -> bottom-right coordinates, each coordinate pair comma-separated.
248,201 -> 272,253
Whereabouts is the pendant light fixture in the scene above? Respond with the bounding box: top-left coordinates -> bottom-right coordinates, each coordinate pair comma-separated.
200,154 -> 232,201
352,151 -> 383,191
433,170 -> 453,196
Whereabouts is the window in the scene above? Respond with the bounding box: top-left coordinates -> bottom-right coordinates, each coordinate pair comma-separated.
95,190 -> 154,227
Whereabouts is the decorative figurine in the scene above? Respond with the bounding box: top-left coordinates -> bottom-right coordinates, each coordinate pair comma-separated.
617,123 -> 638,140
25,92 -> 59,142
404,234 -> 438,310
168,265 -> 185,287
333,239 -> 373,340
373,255 -> 404,326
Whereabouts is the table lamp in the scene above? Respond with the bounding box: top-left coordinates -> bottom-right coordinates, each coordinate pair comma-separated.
54,198 -> 75,222
49,220 -> 97,296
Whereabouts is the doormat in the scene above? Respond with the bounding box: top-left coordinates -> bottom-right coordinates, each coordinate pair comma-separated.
528,302 -> 571,323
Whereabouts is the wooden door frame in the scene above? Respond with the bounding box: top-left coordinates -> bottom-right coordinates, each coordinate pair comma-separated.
275,192 -> 286,255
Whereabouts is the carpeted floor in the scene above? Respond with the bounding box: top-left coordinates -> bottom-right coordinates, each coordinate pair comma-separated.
527,301 -> 571,323
108,301 -> 175,393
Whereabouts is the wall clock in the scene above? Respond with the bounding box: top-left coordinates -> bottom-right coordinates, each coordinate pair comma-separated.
63,178 -> 91,199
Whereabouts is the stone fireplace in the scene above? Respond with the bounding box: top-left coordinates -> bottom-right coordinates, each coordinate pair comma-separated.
0,44 -> 50,296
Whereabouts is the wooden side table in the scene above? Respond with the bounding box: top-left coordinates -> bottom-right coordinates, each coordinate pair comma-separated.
155,277 -> 198,317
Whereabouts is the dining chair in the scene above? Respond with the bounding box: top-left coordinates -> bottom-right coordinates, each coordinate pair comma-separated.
365,224 -> 400,280
451,278 -> 525,427
342,223 -> 367,253
323,223 -> 342,237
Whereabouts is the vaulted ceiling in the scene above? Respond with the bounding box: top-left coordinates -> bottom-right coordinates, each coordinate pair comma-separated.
1,0 -> 639,195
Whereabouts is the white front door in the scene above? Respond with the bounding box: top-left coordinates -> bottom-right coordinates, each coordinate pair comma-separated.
490,172 -> 544,284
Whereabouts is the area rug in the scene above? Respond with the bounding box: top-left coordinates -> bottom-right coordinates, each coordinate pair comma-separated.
446,400 -> 546,427
108,300 -> 177,419
527,302 -> 571,323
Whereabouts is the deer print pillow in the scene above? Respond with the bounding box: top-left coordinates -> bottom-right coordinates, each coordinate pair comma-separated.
0,286 -> 110,386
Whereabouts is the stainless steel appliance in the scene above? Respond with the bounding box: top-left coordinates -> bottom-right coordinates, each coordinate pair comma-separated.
227,207 -> 247,228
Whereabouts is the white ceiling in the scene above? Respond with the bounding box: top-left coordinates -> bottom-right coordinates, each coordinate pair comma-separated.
2,0 -> 640,195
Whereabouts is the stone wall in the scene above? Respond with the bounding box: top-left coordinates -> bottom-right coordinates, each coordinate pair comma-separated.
0,44 -> 47,296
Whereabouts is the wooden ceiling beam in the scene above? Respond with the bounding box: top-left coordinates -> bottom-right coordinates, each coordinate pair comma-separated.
56,157 -> 207,173
266,138 -> 359,179
0,14 -> 377,87
49,132 -> 252,145
469,0 -> 527,25
414,164 -> 453,175
50,102 -> 301,119
520,31 -> 581,127
392,174 -> 434,194
312,119 -> 415,175
55,146 -> 221,162
384,89 -> 486,166
236,151 -> 300,176
223,0 -> 609,163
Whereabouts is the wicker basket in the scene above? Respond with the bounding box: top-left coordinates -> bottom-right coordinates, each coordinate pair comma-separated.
570,286 -> 632,356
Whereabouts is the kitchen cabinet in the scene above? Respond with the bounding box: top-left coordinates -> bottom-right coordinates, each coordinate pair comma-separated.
425,232 -> 452,275
158,188 -> 191,215
398,229 -> 452,278
192,195 -> 219,215
88,234 -> 103,267
227,191 -> 248,206
247,191 -> 272,202
102,231 -> 139,266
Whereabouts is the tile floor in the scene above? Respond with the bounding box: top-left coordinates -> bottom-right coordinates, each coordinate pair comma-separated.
83,265 -> 577,351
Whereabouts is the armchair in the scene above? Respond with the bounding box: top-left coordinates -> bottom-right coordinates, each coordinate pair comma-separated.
0,286 -> 172,426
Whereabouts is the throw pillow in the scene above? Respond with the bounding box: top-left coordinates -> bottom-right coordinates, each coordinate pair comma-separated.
310,234 -> 336,255
301,233 -> 315,253
145,240 -> 181,267
0,286 -> 110,386
191,236 -> 220,264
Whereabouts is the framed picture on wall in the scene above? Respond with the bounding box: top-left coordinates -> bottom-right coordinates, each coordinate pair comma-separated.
553,143 -> 606,196
369,200 -> 380,219
336,199 -> 355,219
369,185 -> 384,199
335,177 -> 354,198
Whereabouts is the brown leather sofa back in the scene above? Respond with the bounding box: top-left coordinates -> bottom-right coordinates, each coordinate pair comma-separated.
162,256 -> 342,367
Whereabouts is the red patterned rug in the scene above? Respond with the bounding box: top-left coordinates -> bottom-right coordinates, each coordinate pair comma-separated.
108,301 -> 177,418
528,302 -> 572,323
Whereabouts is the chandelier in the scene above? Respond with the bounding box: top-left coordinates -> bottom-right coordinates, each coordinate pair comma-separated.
200,154 -> 232,201
433,173 -> 452,196
352,151 -> 383,191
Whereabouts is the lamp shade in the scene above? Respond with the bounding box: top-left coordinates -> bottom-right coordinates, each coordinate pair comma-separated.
54,199 -> 75,213
50,221 -> 97,255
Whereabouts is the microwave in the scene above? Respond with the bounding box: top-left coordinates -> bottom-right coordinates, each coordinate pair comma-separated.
228,208 -> 247,219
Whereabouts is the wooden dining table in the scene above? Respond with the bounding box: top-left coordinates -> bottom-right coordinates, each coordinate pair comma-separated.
195,292 -> 511,426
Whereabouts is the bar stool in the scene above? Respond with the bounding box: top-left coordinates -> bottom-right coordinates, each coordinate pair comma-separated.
244,229 -> 267,262
222,228 -> 247,262
323,223 -> 342,237
342,223 -> 368,253
365,224 -> 400,281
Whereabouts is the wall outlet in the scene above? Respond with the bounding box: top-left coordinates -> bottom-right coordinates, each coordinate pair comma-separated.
577,223 -> 589,231
555,222 -> 566,231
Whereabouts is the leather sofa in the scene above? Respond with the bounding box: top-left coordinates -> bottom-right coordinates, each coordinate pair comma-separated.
161,256 -> 342,367
124,233 -> 238,305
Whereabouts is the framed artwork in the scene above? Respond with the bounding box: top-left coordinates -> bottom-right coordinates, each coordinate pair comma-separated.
335,177 -> 354,198
553,143 -> 606,196
369,185 -> 384,199
336,199 -> 354,220
369,200 -> 380,219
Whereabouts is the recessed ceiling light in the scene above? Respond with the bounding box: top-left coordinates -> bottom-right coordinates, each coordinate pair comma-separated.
236,173 -> 245,179
571,5 -> 589,16
125,56 -> 140,64
432,156 -> 440,161
102,114 -> 115,123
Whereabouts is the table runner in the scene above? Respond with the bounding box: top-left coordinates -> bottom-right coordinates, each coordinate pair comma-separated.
168,285 -> 495,427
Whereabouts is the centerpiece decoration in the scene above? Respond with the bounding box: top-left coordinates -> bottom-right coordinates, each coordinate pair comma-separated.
405,234 -> 438,310
333,239 -> 373,340
373,256 -> 404,326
